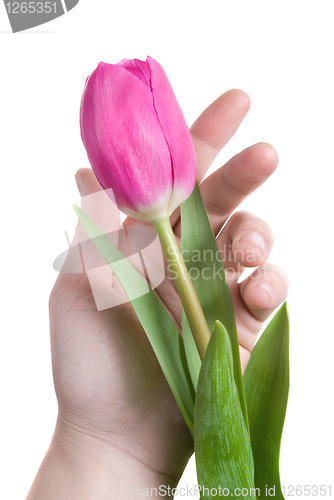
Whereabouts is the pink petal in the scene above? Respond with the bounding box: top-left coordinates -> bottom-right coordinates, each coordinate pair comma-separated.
117,58 -> 151,87
147,56 -> 197,205
80,62 -> 172,213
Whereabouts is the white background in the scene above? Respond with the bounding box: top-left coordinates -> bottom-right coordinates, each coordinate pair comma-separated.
1,1 -> 333,498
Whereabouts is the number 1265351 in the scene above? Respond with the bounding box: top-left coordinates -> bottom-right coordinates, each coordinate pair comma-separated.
5,2 -> 57,14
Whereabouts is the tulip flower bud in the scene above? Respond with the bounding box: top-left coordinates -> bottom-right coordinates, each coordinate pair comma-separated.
80,56 -> 197,221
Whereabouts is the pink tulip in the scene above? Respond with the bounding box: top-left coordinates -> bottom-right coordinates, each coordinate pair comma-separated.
80,56 -> 197,221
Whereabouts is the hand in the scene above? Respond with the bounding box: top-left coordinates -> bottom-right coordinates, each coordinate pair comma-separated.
27,90 -> 288,499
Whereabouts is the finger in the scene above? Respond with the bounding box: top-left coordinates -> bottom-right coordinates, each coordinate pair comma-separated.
59,168 -> 121,298
239,263 -> 289,324
170,89 -> 250,228
173,142 -> 278,237
72,167 -> 120,247
75,169 -> 159,309
191,89 -> 251,181
233,263 -> 288,371
199,143 -> 278,235
216,210 -> 273,273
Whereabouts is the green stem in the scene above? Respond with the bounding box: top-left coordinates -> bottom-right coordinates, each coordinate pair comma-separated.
153,217 -> 211,360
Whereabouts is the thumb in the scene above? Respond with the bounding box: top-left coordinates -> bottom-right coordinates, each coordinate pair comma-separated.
59,168 -> 120,275
73,167 -> 120,247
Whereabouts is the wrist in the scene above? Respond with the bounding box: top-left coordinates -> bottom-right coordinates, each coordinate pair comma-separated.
27,416 -> 178,499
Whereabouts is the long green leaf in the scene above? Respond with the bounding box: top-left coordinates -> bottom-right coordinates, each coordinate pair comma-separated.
243,302 -> 289,498
73,205 -> 195,434
181,182 -> 248,429
195,320 -> 256,499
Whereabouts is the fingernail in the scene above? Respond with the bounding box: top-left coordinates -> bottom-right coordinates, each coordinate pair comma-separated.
254,281 -> 274,303
239,231 -> 266,255
75,172 -> 85,196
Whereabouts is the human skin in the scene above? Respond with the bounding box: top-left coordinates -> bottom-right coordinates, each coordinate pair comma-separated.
26,89 -> 288,499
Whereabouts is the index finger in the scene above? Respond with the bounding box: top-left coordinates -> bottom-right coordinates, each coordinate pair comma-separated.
191,89 -> 251,182
170,89 -> 250,227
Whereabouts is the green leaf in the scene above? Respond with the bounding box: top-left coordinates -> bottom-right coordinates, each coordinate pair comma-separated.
195,320 -> 256,499
73,204 -> 195,435
243,302 -> 290,499
181,182 -> 248,429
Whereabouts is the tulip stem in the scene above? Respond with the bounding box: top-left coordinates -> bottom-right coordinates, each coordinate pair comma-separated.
152,217 -> 211,360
